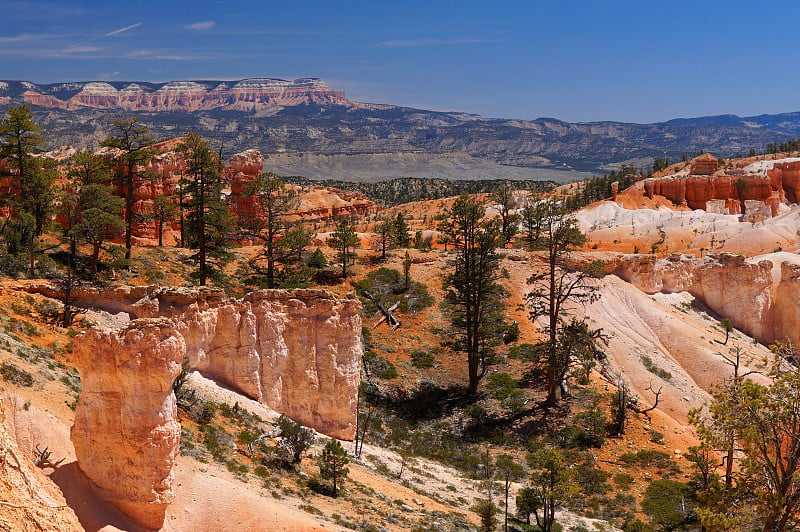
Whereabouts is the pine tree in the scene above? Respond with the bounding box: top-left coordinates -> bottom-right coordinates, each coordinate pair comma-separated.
0,105 -> 55,277
527,200 -> 600,405
392,212 -> 411,248
101,117 -> 153,260
440,195 -> 505,396
179,131 -> 233,286
318,439 -> 349,497
242,173 -> 305,287
492,184 -> 521,247
327,217 -> 359,278
62,150 -> 123,277
151,194 -> 178,247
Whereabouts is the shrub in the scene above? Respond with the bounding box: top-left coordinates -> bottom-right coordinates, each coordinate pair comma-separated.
356,267 -> 433,314
640,355 -> 672,381
641,479 -> 695,530
275,414 -> 315,464
614,472 -> 635,491
0,361 -> 34,387
410,349 -> 435,369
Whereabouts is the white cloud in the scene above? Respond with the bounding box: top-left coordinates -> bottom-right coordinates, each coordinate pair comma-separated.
59,45 -> 103,54
105,22 -> 142,37
185,20 -> 215,31
126,49 -> 207,61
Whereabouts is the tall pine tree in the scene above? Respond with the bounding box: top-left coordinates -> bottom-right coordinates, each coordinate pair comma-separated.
179,131 -> 233,286
101,117 -> 153,260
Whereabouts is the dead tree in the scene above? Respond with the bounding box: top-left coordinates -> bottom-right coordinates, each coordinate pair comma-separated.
33,445 -> 64,469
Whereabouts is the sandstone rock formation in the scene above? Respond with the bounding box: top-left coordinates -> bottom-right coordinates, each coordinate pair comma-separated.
689,153 -> 718,175
71,318 -> 185,529
67,287 -> 361,526
0,394 -> 82,532
609,252 -> 800,346
641,173 -> 780,215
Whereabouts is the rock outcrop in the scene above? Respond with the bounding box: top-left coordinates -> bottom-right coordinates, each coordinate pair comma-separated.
226,148 -> 377,226
642,173 -> 780,215
72,318 -> 184,529
609,252 -> 800,346
68,287 -> 361,526
689,153 -> 719,175
0,394 -> 82,532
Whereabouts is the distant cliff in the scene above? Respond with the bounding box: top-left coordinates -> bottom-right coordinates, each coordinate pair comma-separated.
1,78 -> 797,178
1,78 -> 346,111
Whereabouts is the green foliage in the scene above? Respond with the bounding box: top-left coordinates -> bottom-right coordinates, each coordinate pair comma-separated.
0,361 -> 34,387
307,247 -> 328,269
101,116 -> 154,259
574,462 -> 611,495
640,355 -> 672,381
275,414 -> 315,464
327,217 -> 360,278
491,184 -> 521,246
440,195 -> 505,396
0,105 -> 55,277
179,131 -> 234,286
527,200 -> 600,405
356,267 -> 433,314
472,499 -> 498,532
641,479 -> 695,530
614,473 -> 635,491
391,212 -> 411,248
620,450 -> 680,474
554,401 -> 607,449
520,447 -> 579,532
410,349 -> 435,369
317,439 -> 349,497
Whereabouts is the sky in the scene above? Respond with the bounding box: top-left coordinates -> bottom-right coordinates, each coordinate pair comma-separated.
1,0 -> 799,123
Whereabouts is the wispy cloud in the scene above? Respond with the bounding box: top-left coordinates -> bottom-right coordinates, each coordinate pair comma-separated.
380,38 -> 500,48
105,22 -> 142,37
0,33 -> 54,43
59,45 -> 104,54
126,49 -> 207,61
98,71 -> 121,79
185,20 -> 215,31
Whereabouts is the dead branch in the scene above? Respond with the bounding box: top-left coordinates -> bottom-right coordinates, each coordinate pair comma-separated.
33,445 -> 64,469
629,381 -> 663,419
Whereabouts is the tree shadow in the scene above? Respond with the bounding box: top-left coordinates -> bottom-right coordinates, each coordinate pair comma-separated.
462,399 -> 572,442
367,381 -> 476,422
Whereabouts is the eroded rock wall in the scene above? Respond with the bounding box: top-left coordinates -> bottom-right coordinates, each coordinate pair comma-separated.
69,288 -> 361,527
609,252 -> 800,346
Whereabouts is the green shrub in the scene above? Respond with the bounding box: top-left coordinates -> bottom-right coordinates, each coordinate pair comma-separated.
640,355 -> 672,381
620,450 -> 680,474
642,479 -> 695,529
649,429 -> 665,444
410,349 -> 435,369
0,361 -> 34,387
614,472 -> 635,491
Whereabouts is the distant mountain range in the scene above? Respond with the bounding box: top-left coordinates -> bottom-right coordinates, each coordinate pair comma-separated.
1,78 -> 797,181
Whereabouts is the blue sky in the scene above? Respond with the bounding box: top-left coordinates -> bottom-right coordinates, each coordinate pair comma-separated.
1,0 -> 798,123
